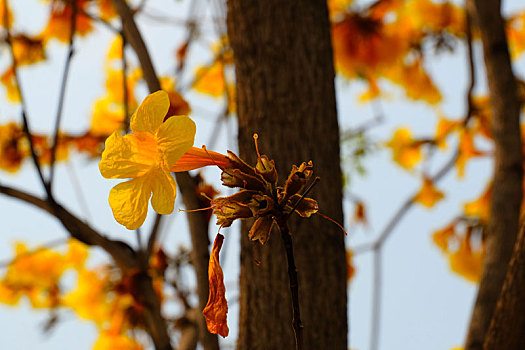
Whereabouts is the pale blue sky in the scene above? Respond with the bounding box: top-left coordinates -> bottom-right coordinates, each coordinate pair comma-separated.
0,1 -> 524,349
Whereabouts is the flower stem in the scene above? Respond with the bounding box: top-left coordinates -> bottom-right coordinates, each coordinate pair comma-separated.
277,218 -> 304,350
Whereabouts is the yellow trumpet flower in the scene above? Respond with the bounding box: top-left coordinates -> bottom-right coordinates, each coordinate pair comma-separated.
99,90 -> 195,230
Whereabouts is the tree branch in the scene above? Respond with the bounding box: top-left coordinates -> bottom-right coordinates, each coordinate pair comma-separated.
277,219 -> 304,350
48,0 -> 77,192
111,1 -> 219,349
484,222 -> 525,349
465,1 -> 523,348
3,0 -> 49,197
0,184 -> 137,268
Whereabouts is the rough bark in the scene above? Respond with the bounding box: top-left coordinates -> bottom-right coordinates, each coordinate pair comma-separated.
227,1 -> 347,350
484,223 -> 525,349
465,1 -> 523,349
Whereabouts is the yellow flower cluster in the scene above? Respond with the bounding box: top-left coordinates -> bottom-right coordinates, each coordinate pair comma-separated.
432,222 -> 483,283
0,239 -> 149,349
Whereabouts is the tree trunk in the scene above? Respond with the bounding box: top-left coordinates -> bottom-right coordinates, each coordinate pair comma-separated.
226,1 -> 347,350
484,223 -> 525,349
465,1 -> 523,349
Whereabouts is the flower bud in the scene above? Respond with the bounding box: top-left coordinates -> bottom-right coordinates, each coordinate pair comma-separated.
255,155 -> 277,184
249,216 -> 274,244
285,194 -> 319,217
283,161 -> 313,198
248,194 -> 274,216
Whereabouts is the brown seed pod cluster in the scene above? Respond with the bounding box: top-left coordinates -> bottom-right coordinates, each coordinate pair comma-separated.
211,148 -> 319,244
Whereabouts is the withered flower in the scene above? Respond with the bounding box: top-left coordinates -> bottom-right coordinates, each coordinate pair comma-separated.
211,140 -> 319,244
203,135 -> 325,340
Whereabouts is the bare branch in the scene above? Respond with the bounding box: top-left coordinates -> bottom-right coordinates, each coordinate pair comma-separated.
0,183 -> 137,268
49,0 -> 78,192
3,0 -> 49,197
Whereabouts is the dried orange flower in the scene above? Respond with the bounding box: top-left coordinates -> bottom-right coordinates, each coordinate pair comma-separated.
203,234 -> 229,337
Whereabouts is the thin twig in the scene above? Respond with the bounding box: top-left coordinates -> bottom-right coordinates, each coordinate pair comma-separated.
370,147 -> 459,249
112,0 -> 160,92
147,214 -> 163,258
276,218 -> 304,350
463,6 -> 476,127
49,0 -> 78,192
77,8 -> 119,34
206,109 -> 227,150
136,227 -> 143,251
174,0 -> 201,80
284,176 -> 320,221
366,13 -> 478,349
0,183 -> 138,268
121,28 -> 131,132
65,161 -> 92,221
3,0 -> 49,197
369,250 -> 382,350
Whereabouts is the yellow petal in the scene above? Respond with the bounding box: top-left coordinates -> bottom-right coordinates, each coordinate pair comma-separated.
193,62 -> 226,97
99,132 -> 151,179
432,222 -> 456,252
414,176 -> 445,208
150,167 -> 177,215
464,182 -> 492,223
449,241 -> 483,283
156,115 -> 196,167
130,91 -> 170,133
109,176 -> 151,230
93,331 -> 143,350
385,128 -> 422,170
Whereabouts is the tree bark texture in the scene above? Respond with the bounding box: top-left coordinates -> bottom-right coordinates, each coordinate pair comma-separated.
465,1 -> 523,349
227,1 -> 347,350
484,223 -> 525,349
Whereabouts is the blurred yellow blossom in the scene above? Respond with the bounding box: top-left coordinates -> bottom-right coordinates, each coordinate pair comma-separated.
93,331 -> 143,350
432,222 -> 457,252
1,66 -> 20,102
0,122 -> 25,172
456,128 -> 484,178
435,116 -> 461,149
0,240 -> 87,308
449,240 -> 483,283
464,182 -> 492,223
385,128 -> 423,170
432,221 -> 483,282
414,176 -> 445,208
11,35 -> 46,66
41,0 -> 93,43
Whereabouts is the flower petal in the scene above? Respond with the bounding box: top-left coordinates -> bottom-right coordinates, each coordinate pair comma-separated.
130,90 -> 170,133
150,167 -> 177,215
170,147 -> 232,172
99,132 -> 153,179
156,115 -> 196,167
108,176 -> 151,230
203,234 -> 229,337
